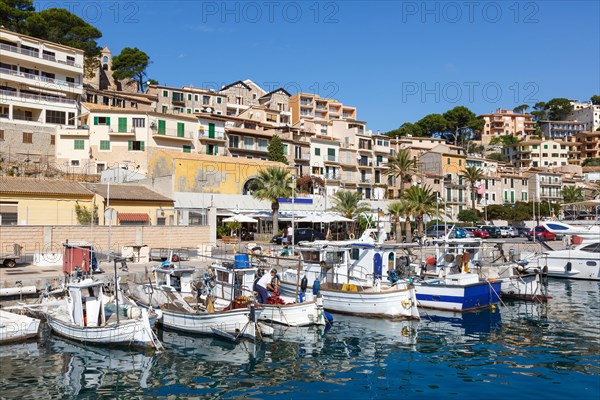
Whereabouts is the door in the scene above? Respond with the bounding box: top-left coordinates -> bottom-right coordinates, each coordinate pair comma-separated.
373,253 -> 382,279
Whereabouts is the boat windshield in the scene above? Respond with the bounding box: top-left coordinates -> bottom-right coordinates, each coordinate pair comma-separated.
301,250 -> 320,263
325,251 -> 344,265
580,243 -> 600,253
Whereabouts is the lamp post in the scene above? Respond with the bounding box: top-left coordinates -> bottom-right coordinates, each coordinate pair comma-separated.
291,173 -> 296,256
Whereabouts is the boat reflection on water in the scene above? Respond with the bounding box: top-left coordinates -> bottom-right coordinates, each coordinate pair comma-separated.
0,340 -> 41,359
419,307 -> 502,340
47,335 -> 156,398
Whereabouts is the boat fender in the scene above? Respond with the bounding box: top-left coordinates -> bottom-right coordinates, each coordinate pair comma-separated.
324,311 -> 334,323
127,306 -> 142,319
300,276 -> 308,292
313,279 -> 321,295
566,262 -> 572,272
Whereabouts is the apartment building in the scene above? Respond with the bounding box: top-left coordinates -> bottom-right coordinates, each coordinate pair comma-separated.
567,101 -> 600,131
258,88 -> 292,123
147,84 -> 227,116
539,120 -> 586,139
0,27 -> 84,163
219,80 -> 266,116
526,169 -> 564,203
419,150 -> 468,217
478,108 -> 536,145
290,93 -> 357,127
565,130 -> 600,165
56,103 -> 199,175
84,86 -> 154,111
503,139 -> 571,169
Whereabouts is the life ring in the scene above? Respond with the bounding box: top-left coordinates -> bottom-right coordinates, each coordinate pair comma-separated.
349,233 -> 355,240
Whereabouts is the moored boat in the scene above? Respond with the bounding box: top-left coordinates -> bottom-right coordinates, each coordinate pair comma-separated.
0,309 -> 41,344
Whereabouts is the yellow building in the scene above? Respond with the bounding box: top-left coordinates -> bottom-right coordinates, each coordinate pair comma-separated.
0,177 -> 93,225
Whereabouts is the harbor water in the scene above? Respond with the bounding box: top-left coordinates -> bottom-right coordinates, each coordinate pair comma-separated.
1,279 -> 599,399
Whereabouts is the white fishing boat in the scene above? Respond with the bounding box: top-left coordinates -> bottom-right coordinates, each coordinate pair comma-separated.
278,231 -> 420,319
209,261 -> 328,327
127,261 -> 272,341
39,278 -> 162,349
0,309 -> 40,343
523,221 -> 600,281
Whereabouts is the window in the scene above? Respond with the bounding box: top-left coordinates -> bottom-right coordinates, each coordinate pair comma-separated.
208,123 -> 216,138
71,160 -> 79,166
23,132 -> 32,143
46,110 -> 66,124
258,138 -> 268,150
74,139 -> 85,150
128,140 -> 145,151
217,97 -> 222,104
163,90 -> 168,97
96,163 -> 106,173
187,94 -> 192,101
315,148 -> 321,156
158,120 -> 166,135
244,137 -> 254,148
203,96 -> 210,105
0,130 -> 3,140
50,135 -> 55,145
133,118 -> 145,128
177,122 -> 185,137
447,158 -> 450,165
544,144 -> 548,149
66,77 -> 75,83
93,116 -> 110,125
118,117 -> 127,133
187,108 -> 191,114
182,145 -> 191,153
229,135 -> 239,148
100,140 -> 110,150
162,105 -> 168,113
68,112 -> 75,126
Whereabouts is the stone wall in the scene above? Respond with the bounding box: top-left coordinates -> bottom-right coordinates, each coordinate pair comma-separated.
0,225 -> 210,256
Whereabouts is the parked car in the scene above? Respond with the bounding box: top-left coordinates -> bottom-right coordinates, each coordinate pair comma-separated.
454,227 -> 471,239
515,227 -> 530,237
479,225 -> 501,238
467,227 -> 491,239
459,227 -> 475,238
271,228 -> 325,245
527,226 -> 563,241
498,226 -> 511,237
424,224 -> 458,239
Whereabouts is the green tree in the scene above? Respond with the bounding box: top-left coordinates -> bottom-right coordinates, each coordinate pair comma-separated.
225,221 -> 242,236
461,166 -> 485,209
387,201 -> 407,243
146,79 -> 159,86
416,114 -> 447,137
111,47 -> 151,92
457,209 -> 480,223
591,95 -> 600,106
329,191 -> 369,236
384,122 -> 425,138
384,148 -> 418,193
74,204 -> 98,225
513,104 -> 530,113
582,158 -> 600,167
267,135 -> 288,164
250,167 -> 292,234
501,134 -> 521,146
487,152 -> 508,162
546,98 -> 574,121
488,136 -> 503,146
466,142 -> 485,156
443,106 -> 485,145
402,185 -> 437,237
0,0 -> 34,32
531,101 -> 547,121
25,8 -> 102,69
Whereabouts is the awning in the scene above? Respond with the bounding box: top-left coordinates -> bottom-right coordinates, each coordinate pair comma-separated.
118,212 -> 149,222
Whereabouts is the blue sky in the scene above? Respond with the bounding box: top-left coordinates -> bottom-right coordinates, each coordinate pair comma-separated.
42,1 -> 599,132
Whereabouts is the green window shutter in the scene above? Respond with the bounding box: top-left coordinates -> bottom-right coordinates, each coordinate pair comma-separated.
158,120 -> 166,135
93,116 -> 98,125
183,145 -> 191,153
74,139 -> 84,150
206,144 -> 209,154
187,108 -> 191,114
187,94 -> 192,101
128,141 -> 133,151
118,117 -> 127,133
315,148 -> 320,156
163,90 -> 168,97
376,155 -> 382,163
328,148 -> 335,156
140,141 -> 145,151
162,105 -> 168,113
177,122 -> 185,137
217,97 -> 222,104
215,144 -> 218,155
458,189 -> 462,202
100,140 -> 110,150
105,117 -> 110,126
511,192 -> 514,203
208,123 -> 215,138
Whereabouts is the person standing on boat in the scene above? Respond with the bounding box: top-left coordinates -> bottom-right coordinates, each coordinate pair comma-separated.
254,269 -> 274,303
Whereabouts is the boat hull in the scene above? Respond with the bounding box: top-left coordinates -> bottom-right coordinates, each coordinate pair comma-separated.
259,299 -> 326,327
279,282 -> 419,319
413,280 -> 502,312
0,310 -> 41,344
46,310 -> 156,349
537,254 -> 600,281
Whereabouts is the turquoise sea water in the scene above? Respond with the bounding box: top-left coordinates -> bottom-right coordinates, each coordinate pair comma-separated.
1,279 -> 599,399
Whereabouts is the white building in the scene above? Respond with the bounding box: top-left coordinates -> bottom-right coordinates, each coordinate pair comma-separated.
567,102 -> 600,132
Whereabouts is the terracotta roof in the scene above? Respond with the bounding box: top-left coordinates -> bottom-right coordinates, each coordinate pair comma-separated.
82,183 -> 173,202
0,177 -> 92,196
118,212 -> 149,222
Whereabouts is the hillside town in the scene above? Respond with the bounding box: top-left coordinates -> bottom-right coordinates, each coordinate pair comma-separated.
1,26 -> 598,236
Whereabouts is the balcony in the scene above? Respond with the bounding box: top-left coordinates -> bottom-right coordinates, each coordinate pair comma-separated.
294,152 -> 311,161
108,127 -> 136,136
152,128 -> 194,142
0,88 -> 76,105
0,42 -> 82,68
323,173 -> 340,180
0,66 -> 82,90
57,127 -> 89,136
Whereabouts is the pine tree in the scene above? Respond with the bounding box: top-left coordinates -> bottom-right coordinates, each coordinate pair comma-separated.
267,135 -> 288,164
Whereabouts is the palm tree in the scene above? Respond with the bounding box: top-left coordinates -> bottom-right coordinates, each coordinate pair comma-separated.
385,149 -> 418,196
329,190 -> 370,237
387,202 -> 405,243
250,167 -> 292,234
562,186 -> 584,220
460,166 -> 485,210
402,185 -> 437,237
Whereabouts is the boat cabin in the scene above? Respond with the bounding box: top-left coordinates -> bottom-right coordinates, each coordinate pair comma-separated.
209,262 -> 257,300
67,279 -> 106,327
424,238 -> 483,276
153,265 -> 196,294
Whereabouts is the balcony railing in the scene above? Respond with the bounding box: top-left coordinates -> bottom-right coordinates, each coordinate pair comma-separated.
0,66 -> 82,89
0,88 -> 76,105
324,173 -> 340,180
0,43 -> 82,68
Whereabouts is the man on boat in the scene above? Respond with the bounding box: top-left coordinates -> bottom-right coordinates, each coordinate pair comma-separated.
254,269 -> 276,303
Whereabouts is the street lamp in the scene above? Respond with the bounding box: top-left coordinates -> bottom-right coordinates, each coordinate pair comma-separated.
291,173 -> 296,256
